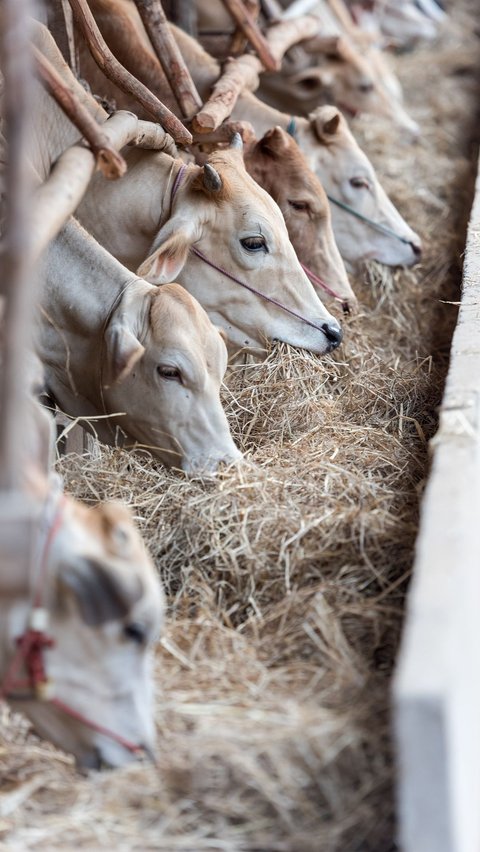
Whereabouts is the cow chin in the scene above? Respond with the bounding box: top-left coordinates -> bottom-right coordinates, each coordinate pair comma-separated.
180,446 -> 243,476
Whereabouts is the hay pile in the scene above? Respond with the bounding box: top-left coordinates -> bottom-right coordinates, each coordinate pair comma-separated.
1,3 -> 479,849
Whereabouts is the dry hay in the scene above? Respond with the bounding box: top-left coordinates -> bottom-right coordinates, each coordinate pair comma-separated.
1,3 -> 480,850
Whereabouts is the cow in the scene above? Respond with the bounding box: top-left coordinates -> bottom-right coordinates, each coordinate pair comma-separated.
77,2 -> 421,269
34,22 -> 342,358
243,126 -> 356,308
39,217 -> 242,472
0,354 -> 165,769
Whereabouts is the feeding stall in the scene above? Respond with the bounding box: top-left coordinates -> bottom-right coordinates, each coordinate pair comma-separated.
0,0 -> 479,849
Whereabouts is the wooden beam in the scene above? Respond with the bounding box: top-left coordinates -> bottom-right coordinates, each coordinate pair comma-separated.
0,0 -> 36,491
133,0 -> 202,119
33,45 -> 127,180
67,0 -> 192,145
193,14 -> 318,133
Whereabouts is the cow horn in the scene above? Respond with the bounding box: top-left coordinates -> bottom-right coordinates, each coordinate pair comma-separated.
230,132 -> 243,151
203,163 -> 223,193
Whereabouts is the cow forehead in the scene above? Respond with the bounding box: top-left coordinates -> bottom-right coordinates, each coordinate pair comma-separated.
149,285 -> 226,366
206,152 -> 286,222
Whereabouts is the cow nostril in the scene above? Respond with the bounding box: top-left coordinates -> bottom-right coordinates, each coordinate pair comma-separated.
411,241 -> 422,259
321,322 -> 343,349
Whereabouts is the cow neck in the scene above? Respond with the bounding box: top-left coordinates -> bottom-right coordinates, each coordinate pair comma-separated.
235,91 -> 309,139
0,483 -> 146,760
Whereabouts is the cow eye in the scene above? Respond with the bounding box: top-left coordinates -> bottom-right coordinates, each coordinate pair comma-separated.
350,177 -> 370,190
157,365 -> 182,383
124,622 -> 146,645
288,199 -> 309,212
240,236 -> 268,253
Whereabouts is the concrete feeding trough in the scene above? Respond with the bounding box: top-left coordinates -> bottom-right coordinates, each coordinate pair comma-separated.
394,158 -> 480,852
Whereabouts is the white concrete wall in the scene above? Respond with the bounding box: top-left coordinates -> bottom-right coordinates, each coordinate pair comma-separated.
394,157 -> 480,852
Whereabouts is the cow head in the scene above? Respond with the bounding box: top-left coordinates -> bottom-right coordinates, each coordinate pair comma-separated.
103,281 -> 242,472
137,142 -> 342,357
294,106 -> 422,268
4,496 -> 164,769
244,126 -> 356,310
258,36 -> 419,138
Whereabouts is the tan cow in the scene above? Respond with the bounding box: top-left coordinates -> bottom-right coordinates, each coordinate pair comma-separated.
40,218 -> 241,472
78,2 -> 421,269
0,356 -> 165,769
243,126 -> 356,308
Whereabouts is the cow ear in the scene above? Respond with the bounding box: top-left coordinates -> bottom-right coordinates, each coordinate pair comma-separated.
104,321 -> 145,385
309,105 -> 341,142
137,229 -> 191,284
59,556 -> 142,627
258,126 -> 290,159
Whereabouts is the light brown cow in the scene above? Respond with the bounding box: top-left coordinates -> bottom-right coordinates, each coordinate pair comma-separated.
243,126 -> 356,308
192,0 -> 419,134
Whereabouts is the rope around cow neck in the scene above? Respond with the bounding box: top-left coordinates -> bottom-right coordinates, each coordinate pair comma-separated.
285,116 -> 412,246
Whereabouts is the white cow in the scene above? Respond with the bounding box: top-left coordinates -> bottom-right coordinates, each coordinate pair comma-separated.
40,218 -> 242,472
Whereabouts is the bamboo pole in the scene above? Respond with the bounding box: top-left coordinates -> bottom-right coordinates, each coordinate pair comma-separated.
221,0 -> 279,71
0,0 -> 36,491
67,0 -> 192,145
30,111 -> 173,261
133,0 -> 202,119
34,45 -> 127,179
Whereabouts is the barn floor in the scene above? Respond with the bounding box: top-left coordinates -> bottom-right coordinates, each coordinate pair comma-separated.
2,3 -> 480,850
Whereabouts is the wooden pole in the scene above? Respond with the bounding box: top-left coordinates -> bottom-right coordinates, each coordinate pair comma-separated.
221,0 -> 279,71
34,46 -> 127,179
67,0 -> 192,145
230,0 -> 260,56
192,55 -> 261,133
45,0 -> 79,72
0,0 -> 36,491
193,15 -> 318,133
133,0 -> 202,119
